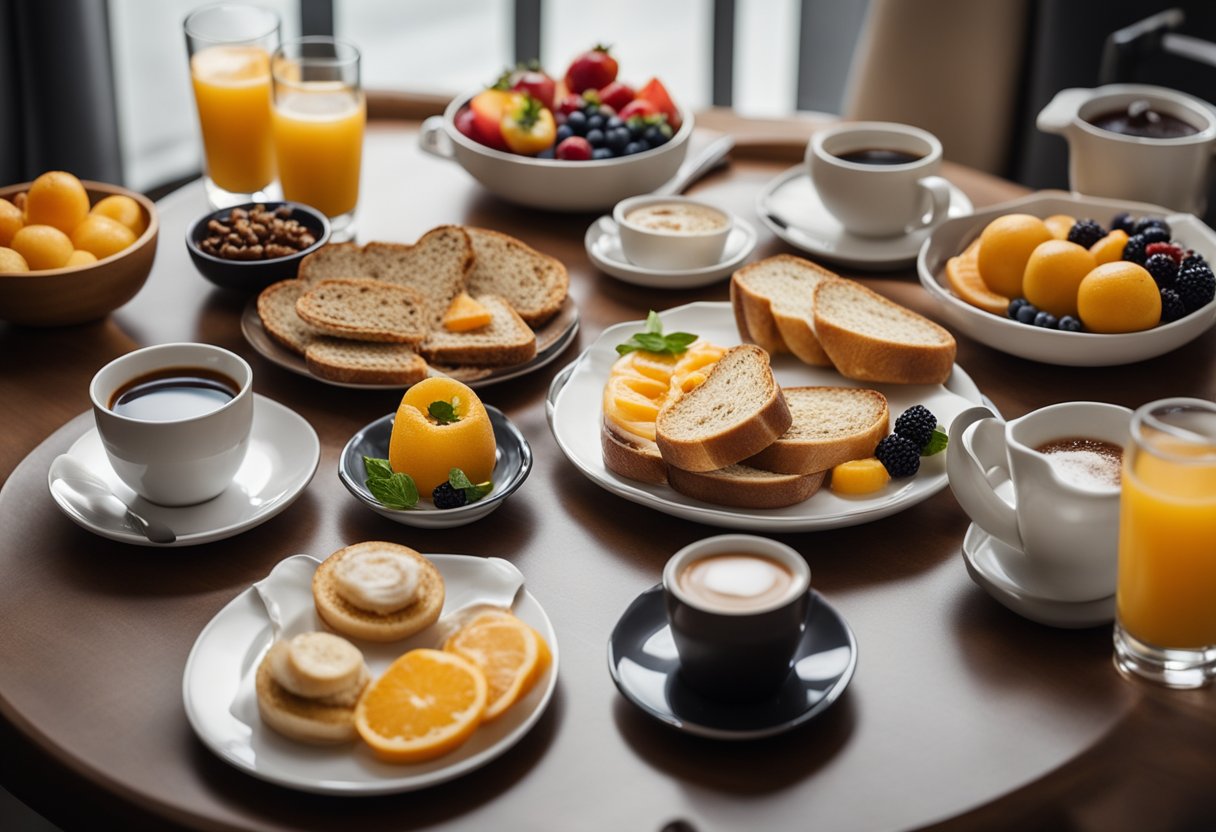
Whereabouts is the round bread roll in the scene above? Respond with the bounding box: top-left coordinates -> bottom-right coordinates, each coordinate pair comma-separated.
312,541 -> 445,642
255,652 -> 370,745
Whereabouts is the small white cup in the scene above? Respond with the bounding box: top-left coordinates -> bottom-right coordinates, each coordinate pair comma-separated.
807,121 -> 952,237
90,343 -> 254,506
948,402 -> 1132,602
613,195 -> 732,270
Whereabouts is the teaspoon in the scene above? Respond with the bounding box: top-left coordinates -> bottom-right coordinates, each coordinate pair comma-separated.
49,455 -> 177,544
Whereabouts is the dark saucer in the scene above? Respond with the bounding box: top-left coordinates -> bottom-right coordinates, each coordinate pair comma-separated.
607,585 -> 857,740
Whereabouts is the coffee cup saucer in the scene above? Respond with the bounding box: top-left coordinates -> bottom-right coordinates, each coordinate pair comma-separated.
961,524 -> 1115,629
47,395 -> 319,547
584,214 -> 757,289
607,585 -> 856,740
756,166 -> 972,270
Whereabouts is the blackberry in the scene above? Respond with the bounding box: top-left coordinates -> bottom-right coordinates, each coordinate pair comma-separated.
1140,226 -> 1170,245
1007,297 -> 1030,318
1067,218 -> 1105,249
1160,288 -> 1187,322
1144,252 -> 1179,287
1058,315 -> 1083,332
894,405 -> 937,450
1176,260 -> 1216,312
432,482 -> 468,510
1133,217 -> 1171,238
1180,252 -> 1208,273
875,434 -> 921,478
1033,310 -> 1058,328
1111,212 -> 1136,234
1122,234 -> 1149,265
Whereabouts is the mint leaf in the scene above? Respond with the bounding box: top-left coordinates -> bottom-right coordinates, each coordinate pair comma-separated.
645,310 -> 663,334
921,429 -> 948,457
366,471 -> 419,509
363,456 -> 394,480
615,311 -> 699,356
449,467 -> 492,502
428,400 -> 460,424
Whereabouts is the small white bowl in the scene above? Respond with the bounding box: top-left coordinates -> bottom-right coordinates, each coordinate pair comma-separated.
613,195 -> 732,270
917,190 -> 1216,366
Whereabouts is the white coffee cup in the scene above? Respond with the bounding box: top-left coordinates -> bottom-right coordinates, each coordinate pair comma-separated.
90,343 -> 253,506
948,402 -> 1132,602
807,121 -> 953,237
1037,83 -> 1216,215
613,195 -> 733,270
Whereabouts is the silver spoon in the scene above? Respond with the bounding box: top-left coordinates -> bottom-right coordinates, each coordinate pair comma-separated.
654,134 -> 736,195
49,455 -> 177,544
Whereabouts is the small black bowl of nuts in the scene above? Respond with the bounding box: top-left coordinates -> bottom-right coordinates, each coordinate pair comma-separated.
185,201 -> 330,292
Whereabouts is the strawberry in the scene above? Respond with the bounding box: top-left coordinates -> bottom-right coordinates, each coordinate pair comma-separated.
565,45 -> 618,94
635,77 -> 680,130
498,62 -> 557,111
598,81 -> 635,111
618,99 -> 658,121
1145,241 -> 1184,265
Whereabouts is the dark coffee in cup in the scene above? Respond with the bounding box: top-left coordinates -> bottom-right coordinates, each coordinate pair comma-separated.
676,553 -> 797,612
834,148 -> 924,165
1086,100 -> 1199,139
1035,436 -> 1122,488
109,366 -> 240,421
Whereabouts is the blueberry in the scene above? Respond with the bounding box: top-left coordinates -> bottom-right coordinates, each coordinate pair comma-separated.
624,141 -> 647,155
566,111 -> 587,134
1015,303 -> 1039,324
587,114 -> 605,131
585,128 -> 605,147
607,127 -> 630,152
591,147 -> 614,160
556,124 -> 573,143
1007,298 -> 1029,318
1033,310 -> 1058,328
628,121 -> 647,139
536,146 -> 555,159
1058,315 -> 1083,332
606,116 -> 623,130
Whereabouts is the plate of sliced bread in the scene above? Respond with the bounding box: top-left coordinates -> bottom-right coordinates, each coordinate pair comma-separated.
244,225 -> 578,388
548,266 -> 985,530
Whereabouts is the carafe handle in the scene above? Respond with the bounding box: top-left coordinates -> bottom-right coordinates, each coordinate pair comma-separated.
947,406 -> 1023,550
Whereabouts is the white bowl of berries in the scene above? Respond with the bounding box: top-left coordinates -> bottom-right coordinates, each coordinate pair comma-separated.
917,190 -> 1216,366
419,47 -> 693,212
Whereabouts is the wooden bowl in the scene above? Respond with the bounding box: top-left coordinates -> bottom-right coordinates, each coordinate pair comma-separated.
0,180 -> 159,326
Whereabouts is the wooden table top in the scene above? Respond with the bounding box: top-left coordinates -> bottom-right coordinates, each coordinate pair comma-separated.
2,112 -> 1215,832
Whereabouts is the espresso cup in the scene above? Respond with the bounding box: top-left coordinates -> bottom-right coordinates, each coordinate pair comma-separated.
613,194 -> 733,270
807,121 -> 952,237
663,534 -> 811,701
948,402 -> 1132,602
90,343 -> 254,506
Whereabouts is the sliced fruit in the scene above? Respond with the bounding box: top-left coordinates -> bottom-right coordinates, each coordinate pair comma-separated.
468,89 -> 514,151
1077,261 -> 1162,333
1022,239 -> 1097,318
355,649 -> 487,763
635,77 -> 681,129
444,611 -> 549,721
442,291 -> 493,332
1044,214 -> 1076,240
1090,229 -> 1129,265
976,214 -> 1053,299
830,457 -> 890,495
946,240 -> 1010,316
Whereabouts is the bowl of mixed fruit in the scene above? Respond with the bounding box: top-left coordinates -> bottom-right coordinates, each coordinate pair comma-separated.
917,191 -> 1216,366
420,45 -> 692,212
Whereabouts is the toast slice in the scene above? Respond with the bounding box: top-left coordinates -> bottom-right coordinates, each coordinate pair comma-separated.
304,337 -> 429,386
731,255 -> 837,366
420,294 -> 537,366
655,344 -> 792,473
296,278 -> 429,344
745,386 -> 889,474
667,463 -> 826,509
364,226 -> 474,327
465,227 -> 568,326
600,422 -> 667,485
813,279 -> 957,384
257,279 -> 321,355
295,242 -> 368,284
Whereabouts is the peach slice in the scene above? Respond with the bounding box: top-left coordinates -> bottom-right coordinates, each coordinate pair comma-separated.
946,239 -> 1010,316
389,377 -> 496,495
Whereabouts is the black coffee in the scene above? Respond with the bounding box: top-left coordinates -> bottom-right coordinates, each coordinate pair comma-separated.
109,366 -> 239,421
835,148 -> 924,165
1087,100 -> 1199,139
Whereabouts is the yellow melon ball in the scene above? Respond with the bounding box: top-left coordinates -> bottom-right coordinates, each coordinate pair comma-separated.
10,224 -> 73,270
1077,262 -> 1162,333
0,198 -> 23,246
1044,214 -> 1076,240
1090,229 -> 1129,265
24,171 -> 90,234
70,214 -> 137,260
90,194 -> 147,237
976,214 -> 1054,299
0,247 -> 30,273
65,250 -> 98,268
1022,239 -> 1097,318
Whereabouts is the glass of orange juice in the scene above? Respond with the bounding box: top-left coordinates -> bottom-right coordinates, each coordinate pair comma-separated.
1115,398 -> 1216,688
270,37 -> 365,241
184,4 -> 280,208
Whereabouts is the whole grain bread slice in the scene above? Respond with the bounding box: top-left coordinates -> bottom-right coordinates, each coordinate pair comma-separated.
257,279 -> 321,355
420,294 -> 537,366
294,242 -> 368,284
745,386 -> 889,474
667,463 -> 826,509
600,422 -> 667,485
364,226 -> 473,327
731,255 -> 837,366
304,337 -> 428,386
465,227 -> 568,326
655,344 -> 792,473
812,279 -> 957,384
296,278 -> 429,344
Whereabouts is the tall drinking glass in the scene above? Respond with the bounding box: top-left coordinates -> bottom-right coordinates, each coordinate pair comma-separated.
270,37 -> 365,241
184,3 -> 280,209
1115,398 -> 1216,688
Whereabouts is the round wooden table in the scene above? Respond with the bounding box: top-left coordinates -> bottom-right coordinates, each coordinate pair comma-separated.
2,111 -> 1215,832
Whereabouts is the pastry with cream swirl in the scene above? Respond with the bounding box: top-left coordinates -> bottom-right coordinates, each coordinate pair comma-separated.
312,541 -> 445,641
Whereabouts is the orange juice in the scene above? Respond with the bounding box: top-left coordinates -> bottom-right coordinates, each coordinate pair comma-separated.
1117,443 -> 1216,649
271,89 -> 365,218
190,45 -> 275,194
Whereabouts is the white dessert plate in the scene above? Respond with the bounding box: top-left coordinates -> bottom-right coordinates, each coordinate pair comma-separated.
917,190 -> 1216,366
47,395 -> 318,547
182,553 -> 558,795
584,214 -> 757,288
757,165 -> 973,270
337,405 -> 532,529
546,302 -> 986,532
241,295 -> 580,390
962,524 -> 1115,629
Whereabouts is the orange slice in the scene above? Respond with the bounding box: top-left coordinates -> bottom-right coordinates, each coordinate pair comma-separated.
444,611 -> 550,721
442,291 -> 493,332
946,239 -> 1010,316
355,649 -> 487,763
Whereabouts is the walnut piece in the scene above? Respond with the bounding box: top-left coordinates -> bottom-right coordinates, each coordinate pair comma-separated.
198,204 -> 318,261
